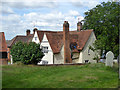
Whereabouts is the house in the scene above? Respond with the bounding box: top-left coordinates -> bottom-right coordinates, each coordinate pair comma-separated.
7,30 -> 34,63
0,32 -> 8,64
7,21 -> 97,64
32,21 -> 97,64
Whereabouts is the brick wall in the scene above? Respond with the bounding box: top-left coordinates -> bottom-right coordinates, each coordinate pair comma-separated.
63,21 -> 72,63
0,59 -> 8,65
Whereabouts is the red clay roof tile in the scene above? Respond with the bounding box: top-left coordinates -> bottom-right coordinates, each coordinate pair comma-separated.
7,34 -> 34,48
37,29 -> 93,53
7,29 -> 93,54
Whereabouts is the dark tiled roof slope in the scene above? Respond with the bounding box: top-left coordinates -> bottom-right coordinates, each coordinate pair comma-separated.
7,34 -> 34,48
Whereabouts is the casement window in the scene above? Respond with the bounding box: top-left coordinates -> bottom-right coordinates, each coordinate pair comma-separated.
42,46 -> 48,53
85,60 -> 89,63
0,52 -> 7,59
70,42 -> 77,50
35,37 -> 37,41
88,49 -> 90,55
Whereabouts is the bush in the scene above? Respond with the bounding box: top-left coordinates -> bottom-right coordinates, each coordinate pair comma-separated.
10,41 -> 24,62
93,54 -> 100,63
10,42 -> 44,65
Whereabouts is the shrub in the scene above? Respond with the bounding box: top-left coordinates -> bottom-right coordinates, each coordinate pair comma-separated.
10,42 -> 44,65
10,41 -> 24,62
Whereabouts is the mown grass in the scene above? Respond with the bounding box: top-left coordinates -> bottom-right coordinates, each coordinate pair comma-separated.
2,63 -> 118,88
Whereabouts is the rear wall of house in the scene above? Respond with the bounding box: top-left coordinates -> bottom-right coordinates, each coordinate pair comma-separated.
54,46 -> 64,64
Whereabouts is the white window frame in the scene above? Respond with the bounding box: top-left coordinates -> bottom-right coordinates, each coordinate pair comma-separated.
42,46 -> 48,53
88,49 -> 90,55
35,37 -> 37,41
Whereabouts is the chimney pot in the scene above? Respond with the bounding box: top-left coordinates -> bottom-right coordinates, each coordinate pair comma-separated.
26,29 -> 30,36
33,28 -> 38,34
77,21 -> 82,31
64,21 -> 68,23
63,21 -> 69,32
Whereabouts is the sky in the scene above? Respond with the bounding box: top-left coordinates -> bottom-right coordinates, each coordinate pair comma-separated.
0,0 -> 111,40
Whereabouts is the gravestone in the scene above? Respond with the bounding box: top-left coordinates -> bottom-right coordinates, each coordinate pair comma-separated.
118,55 -> 120,80
105,51 -> 114,67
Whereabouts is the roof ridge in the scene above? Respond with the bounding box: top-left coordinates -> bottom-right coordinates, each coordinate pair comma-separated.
81,29 -> 93,31
10,36 -> 17,47
37,30 -> 93,32
37,30 -> 60,32
16,35 -> 26,37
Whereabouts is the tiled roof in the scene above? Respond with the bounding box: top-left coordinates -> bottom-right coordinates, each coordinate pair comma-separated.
46,33 -> 63,53
7,29 -> 93,53
77,30 -> 93,50
37,30 -> 93,53
7,34 -> 34,48
37,30 -> 62,42
0,32 -> 7,52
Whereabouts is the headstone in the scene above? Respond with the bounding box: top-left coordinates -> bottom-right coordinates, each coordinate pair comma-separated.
10,55 -> 13,64
105,51 -> 114,67
118,54 -> 120,80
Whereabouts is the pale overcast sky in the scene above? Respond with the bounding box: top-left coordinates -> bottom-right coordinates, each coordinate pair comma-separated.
0,0 -> 111,40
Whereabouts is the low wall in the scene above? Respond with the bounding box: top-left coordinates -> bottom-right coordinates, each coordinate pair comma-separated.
0,59 -> 8,65
38,63 -> 85,66
100,59 -> 118,63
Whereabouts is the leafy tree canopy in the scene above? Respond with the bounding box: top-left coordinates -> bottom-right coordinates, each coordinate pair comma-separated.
10,42 -> 44,65
83,1 -> 119,58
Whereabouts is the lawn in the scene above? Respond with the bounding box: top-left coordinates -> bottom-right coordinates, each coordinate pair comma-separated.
2,63 -> 119,88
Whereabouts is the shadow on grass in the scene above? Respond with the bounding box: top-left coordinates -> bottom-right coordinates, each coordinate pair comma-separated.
118,79 -> 120,88
105,63 -> 118,73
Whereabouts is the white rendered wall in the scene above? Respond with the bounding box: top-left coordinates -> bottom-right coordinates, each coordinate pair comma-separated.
81,32 -> 97,63
54,45 -> 64,64
72,53 -> 79,63
32,31 -> 40,44
39,34 -> 53,64
79,52 -> 83,63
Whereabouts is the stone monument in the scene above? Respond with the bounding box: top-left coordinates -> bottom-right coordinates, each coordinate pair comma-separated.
105,51 -> 114,67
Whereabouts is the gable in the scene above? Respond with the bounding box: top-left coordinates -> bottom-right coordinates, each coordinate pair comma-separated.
32,31 -> 40,44
41,33 -> 53,52
43,33 -> 48,42
77,30 -> 93,50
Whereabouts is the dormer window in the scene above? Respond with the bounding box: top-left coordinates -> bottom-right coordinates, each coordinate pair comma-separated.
70,42 -> 77,50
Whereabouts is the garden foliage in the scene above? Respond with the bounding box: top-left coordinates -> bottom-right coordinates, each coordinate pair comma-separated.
10,41 -> 44,65
83,2 -> 119,57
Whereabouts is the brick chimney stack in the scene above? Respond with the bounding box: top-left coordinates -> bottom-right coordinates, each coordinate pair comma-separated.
26,29 -> 30,36
77,21 -> 82,31
63,21 -> 72,63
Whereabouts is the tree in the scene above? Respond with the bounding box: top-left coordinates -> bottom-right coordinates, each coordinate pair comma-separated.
10,42 -> 44,65
10,41 -> 24,62
83,1 -> 119,58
